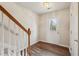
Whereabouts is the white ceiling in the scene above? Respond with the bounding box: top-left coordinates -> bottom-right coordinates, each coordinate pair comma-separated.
16,2 -> 70,14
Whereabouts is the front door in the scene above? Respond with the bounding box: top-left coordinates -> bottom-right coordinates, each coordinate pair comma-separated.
70,3 -> 78,56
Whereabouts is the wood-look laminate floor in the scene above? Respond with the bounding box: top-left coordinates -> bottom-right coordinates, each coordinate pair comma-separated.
31,41 -> 70,56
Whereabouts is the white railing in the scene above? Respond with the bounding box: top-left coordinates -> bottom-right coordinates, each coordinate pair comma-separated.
0,5 -> 31,56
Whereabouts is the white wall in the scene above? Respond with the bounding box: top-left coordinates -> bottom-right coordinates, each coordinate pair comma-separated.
0,3 -> 71,48
38,8 -> 70,47
0,2 -> 39,46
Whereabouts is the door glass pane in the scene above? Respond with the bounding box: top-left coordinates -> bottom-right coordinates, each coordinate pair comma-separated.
24,32 -> 27,56
17,26 -> 21,56
20,29 -> 23,56
0,11 -> 3,56
15,25 -> 20,56
24,32 -> 27,48
10,20 -> 15,56
3,14 -> 9,56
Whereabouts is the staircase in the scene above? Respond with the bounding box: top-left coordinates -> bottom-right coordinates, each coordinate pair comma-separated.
0,5 -> 31,56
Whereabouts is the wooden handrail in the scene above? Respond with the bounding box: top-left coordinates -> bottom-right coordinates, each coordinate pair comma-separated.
0,5 -> 28,33
27,28 -> 31,56
0,5 -> 31,56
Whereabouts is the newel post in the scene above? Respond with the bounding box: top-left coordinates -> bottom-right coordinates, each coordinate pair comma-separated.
27,28 -> 31,56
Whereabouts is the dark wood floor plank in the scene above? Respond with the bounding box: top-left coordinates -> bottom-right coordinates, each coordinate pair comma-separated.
31,41 -> 70,56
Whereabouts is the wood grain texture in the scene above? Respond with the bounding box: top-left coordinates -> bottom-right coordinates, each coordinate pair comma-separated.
0,5 -> 28,33
0,5 -> 31,56
27,28 -> 31,56
31,41 -> 70,56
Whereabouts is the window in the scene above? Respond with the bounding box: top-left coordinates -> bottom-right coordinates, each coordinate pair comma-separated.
50,18 -> 57,31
